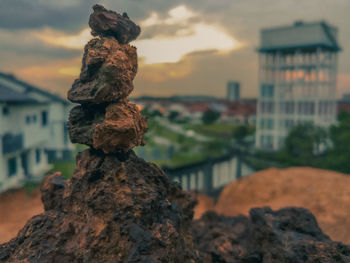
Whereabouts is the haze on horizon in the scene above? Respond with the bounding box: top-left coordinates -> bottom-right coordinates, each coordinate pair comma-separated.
0,0 -> 349,99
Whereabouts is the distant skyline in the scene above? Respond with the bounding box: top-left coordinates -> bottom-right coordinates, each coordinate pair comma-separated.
0,0 -> 349,99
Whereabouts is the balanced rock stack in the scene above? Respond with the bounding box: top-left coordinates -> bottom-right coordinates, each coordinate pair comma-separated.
68,4 -> 147,155
2,4 -> 350,263
0,5 -> 197,262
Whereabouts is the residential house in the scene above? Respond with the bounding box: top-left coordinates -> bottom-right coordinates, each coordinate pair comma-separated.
0,73 -> 73,192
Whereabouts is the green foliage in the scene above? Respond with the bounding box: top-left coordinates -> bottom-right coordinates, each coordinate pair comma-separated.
325,111 -> 350,173
50,161 -> 76,179
186,123 -> 235,137
232,125 -> 255,147
202,109 -> 221,124
168,111 -> 180,121
141,107 -> 162,118
262,114 -> 350,174
24,181 -> 40,195
274,124 -> 328,167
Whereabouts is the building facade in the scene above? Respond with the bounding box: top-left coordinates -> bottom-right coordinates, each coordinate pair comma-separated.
227,81 -> 240,101
0,73 -> 73,192
255,21 -> 340,150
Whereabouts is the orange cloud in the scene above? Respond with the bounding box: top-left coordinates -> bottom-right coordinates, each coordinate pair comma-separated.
32,5 -> 241,65
15,58 -> 81,97
34,27 -> 92,50
138,58 -> 194,83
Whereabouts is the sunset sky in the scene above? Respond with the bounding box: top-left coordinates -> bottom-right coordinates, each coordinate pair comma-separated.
0,0 -> 349,99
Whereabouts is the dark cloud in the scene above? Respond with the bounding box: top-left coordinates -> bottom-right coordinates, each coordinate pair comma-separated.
0,0 -> 349,98
0,0 -> 95,31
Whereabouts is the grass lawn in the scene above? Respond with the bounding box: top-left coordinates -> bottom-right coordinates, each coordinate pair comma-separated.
153,151 -> 206,168
185,122 -> 238,137
50,161 -> 76,179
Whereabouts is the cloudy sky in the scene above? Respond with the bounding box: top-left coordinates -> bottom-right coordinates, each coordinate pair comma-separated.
0,0 -> 349,99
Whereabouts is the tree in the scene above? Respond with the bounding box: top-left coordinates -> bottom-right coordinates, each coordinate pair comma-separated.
232,125 -> 255,149
325,111 -> 350,173
141,107 -> 162,118
276,124 -> 328,167
202,109 -> 220,124
168,111 -> 179,122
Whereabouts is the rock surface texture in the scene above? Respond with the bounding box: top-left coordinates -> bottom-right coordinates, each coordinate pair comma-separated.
68,37 -> 138,104
89,4 -> 140,44
0,150 -> 197,262
1,4 -> 350,263
69,101 -> 147,153
193,207 -> 350,263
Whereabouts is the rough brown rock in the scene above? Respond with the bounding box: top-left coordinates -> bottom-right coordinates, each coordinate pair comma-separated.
0,150 -> 197,262
68,37 -> 138,104
215,167 -> 350,244
68,104 -> 106,146
93,101 -> 147,153
68,101 -> 147,153
89,4 -> 141,44
193,207 -> 350,263
193,194 -> 215,220
40,172 -> 66,211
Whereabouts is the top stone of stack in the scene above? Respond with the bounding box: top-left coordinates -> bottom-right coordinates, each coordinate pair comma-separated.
89,4 -> 140,44
67,4 -> 141,104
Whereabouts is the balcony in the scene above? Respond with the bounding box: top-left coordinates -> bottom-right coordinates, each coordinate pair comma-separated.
2,133 -> 24,155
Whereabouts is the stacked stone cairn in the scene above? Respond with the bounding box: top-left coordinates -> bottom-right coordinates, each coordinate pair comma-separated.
68,4 -> 147,156
3,4 -> 350,263
0,5 -> 198,262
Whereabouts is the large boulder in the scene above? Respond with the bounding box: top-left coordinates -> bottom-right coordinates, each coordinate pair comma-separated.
193,207 -> 350,263
0,150 -> 198,262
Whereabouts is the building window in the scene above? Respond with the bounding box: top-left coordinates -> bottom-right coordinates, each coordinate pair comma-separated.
266,119 -> 274,130
35,149 -> 41,164
8,157 -> 17,177
26,115 -> 31,124
33,115 -> 37,123
2,107 -> 9,116
266,135 -> 273,148
260,135 -> 265,146
278,137 -> 284,148
41,111 -> 48,126
285,119 -> 294,129
260,118 -> 265,129
261,84 -> 274,98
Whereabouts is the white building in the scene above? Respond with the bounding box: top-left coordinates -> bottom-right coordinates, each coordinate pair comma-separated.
227,82 -> 240,101
255,21 -> 341,150
0,73 -> 73,192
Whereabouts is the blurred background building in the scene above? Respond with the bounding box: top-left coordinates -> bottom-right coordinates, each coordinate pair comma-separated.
255,21 -> 341,150
227,81 -> 240,101
0,73 -> 73,192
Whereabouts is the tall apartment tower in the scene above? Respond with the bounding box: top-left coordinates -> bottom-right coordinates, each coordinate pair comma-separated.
227,81 -> 240,101
255,21 -> 341,150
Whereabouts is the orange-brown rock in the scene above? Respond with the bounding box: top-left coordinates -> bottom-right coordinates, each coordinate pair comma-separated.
89,4 -> 141,44
93,102 -> 147,153
215,167 -> 350,245
68,101 -> 147,153
68,37 -> 137,104
0,150 -> 198,262
193,194 -> 215,220
193,208 -> 350,262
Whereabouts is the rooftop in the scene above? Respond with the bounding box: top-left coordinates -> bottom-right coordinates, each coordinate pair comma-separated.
0,85 -> 39,104
0,72 -> 68,104
259,21 -> 341,53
